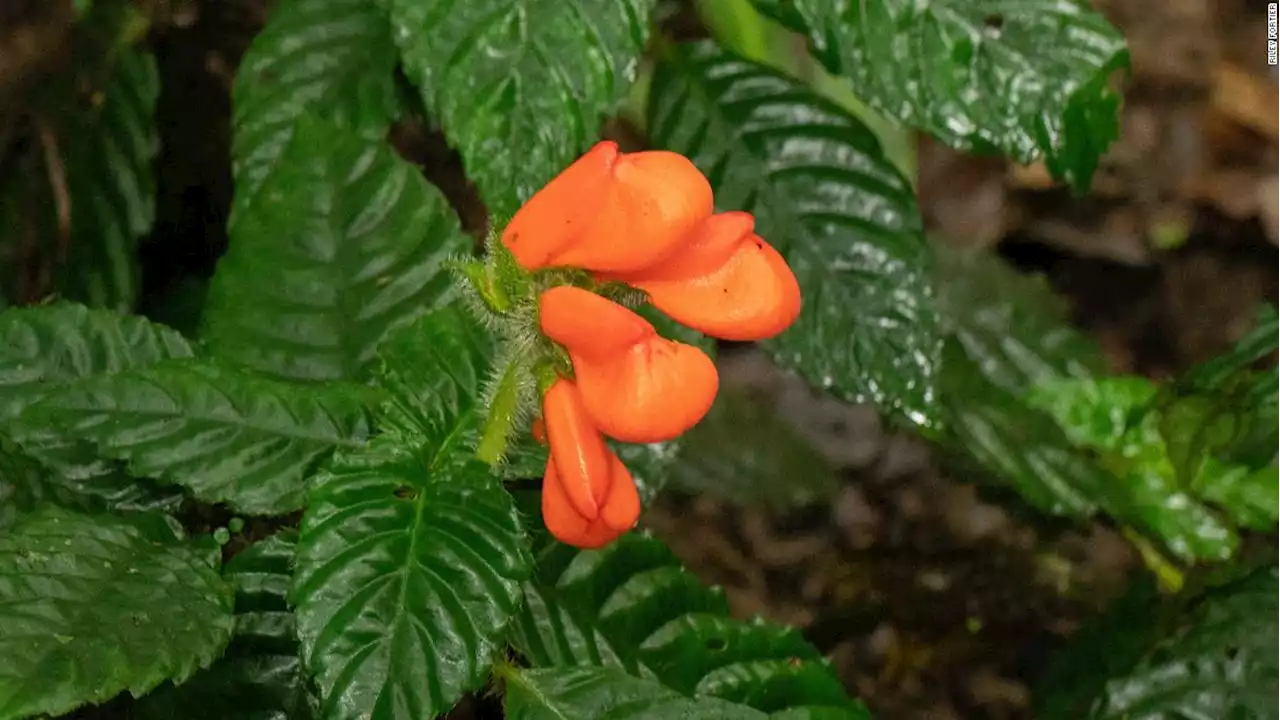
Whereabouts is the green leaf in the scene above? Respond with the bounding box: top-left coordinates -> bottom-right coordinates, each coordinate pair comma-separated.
503,666 -> 768,720
12,358 -> 371,515
134,532 -> 318,720
292,307 -> 532,719
931,250 -> 1111,519
508,533 -> 866,715
1036,562 -> 1279,719
0,506 -> 235,719
939,349 -> 1108,518
669,385 -> 837,508
0,433 -> 182,522
382,0 -> 656,215
232,0 -> 400,211
1027,376 -> 1239,563
52,48 -> 160,311
751,0 -> 1128,189
0,301 -> 194,421
203,115 -> 470,383
1155,305 -> 1279,481
934,246 -> 1106,394
649,41 -> 940,429
0,303 -> 193,513
1180,304 -> 1278,393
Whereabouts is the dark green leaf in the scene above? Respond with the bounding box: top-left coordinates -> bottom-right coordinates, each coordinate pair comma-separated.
503,666 -> 768,720
751,0 -> 1128,189
52,48 -> 160,311
934,246 -> 1106,393
0,433 -> 182,522
232,0 -> 399,211
383,0 -> 655,214
292,308 -> 532,719
1180,304 -> 1278,392
0,303 -> 193,514
12,358 -> 371,515
669,386 -> 837,507
649,41 -> 939,429
0,302 -> 193,421
135,532 -> 318,720
204,115 -> 470,383
940,350 -> 1109,518
1037,563 -> 1278,719
0,506 -> 234,719
508,533 -> 865,715
931,250 -> 1112,519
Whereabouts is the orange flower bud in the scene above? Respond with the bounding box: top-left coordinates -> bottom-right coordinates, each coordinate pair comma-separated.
542,379 -> 611,520
530,416 -> 547,446
539,286 -> 719,443
621,214 -> 801,341
501,141 -> 714,273
541,452 -> 639,549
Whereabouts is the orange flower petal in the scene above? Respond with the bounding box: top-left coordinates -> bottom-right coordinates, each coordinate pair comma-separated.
631,234 -> 801,341
530,416 -> 547,446
502,142 -> 619,269
542,379 -> 610,520
541,457 -> 627,549
571,336 -> 719,444
540,286 -> 655,362
502,141 -> 714,273
599,454 -> 640,533
604,212 -> 755,283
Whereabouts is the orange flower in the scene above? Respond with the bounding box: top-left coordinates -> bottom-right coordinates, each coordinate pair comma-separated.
501,141 -> 714,273
485,142 -> 805,550
539,286 -> 718,444
604,212 -> 802,341
539,378 -> 640,548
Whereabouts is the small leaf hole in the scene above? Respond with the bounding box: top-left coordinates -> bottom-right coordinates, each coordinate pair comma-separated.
705,637 -> 727,651
983,14 -> 1004,29
394,486 -> 419,501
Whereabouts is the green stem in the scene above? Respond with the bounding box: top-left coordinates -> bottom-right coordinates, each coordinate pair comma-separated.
476,361 -> 523,466
1123,527 -> 1186,593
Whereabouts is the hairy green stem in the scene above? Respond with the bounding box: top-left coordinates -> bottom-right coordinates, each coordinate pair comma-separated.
476,360 -> 523,466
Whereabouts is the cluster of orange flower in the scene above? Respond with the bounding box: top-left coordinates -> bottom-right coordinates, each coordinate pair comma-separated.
501,141 -> 801,548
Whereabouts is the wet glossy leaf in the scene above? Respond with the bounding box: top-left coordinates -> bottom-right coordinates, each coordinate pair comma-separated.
0,434 -> 181,524
0,303 -> 192,514
508,533 -> 866,715
135,532 -> 318,720
1037,562 -> 1278,719
504,666 -> 768,720
232,0 -> 399,211
649,41 -> 939,429
12,358 -> 371,515
0,506 -> 234,719
752,0 -> 1128,189
292,308 -> 531,719
204,115 -> 469,383
0,301 -> 193,422
1027,376 -> 1242,563
383,0 -> 655,215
